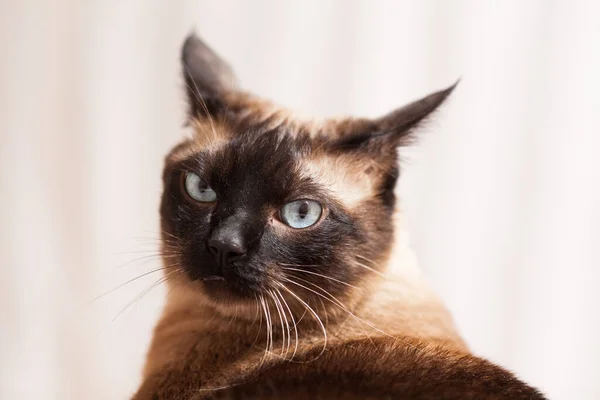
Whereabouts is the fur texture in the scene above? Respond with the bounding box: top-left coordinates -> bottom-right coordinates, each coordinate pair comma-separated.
132,33 -> 545,400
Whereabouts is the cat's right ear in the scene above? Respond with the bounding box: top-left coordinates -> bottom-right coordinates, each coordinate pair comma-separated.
181,32 -> 238,120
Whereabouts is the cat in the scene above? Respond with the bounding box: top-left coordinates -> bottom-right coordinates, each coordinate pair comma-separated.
132,33 -> 546,400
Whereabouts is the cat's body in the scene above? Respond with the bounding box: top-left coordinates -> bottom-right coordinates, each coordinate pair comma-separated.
132,34 -> 545,399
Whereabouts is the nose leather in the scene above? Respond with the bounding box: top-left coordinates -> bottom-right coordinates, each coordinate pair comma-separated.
207,214 -> 249,269
207,236 -> 246,268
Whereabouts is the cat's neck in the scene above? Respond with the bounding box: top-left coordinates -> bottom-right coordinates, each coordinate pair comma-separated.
333,210 -> 466,347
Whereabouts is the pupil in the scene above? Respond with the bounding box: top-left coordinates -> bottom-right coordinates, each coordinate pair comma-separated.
298,202 -> 309,218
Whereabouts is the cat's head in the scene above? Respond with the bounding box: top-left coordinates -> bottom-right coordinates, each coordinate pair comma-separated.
160,33 -> 454,315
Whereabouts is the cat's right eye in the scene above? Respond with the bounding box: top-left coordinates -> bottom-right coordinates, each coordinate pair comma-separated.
182,172 -> 217,203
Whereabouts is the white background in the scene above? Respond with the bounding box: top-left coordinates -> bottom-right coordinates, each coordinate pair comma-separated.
1,1 -> 599,399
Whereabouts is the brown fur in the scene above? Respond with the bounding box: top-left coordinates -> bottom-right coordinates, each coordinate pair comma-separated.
131,34 -> 545,399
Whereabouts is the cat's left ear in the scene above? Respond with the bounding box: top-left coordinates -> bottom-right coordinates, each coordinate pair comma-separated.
334,82 -> 458,153
181,32 -> 238,120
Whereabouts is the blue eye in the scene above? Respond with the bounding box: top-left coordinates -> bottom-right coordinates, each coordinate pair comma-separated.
280,200 -> 322,229
184,172 -> 217,203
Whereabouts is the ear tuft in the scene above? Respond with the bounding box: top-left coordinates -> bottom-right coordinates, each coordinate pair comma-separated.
181,32 -> 238,119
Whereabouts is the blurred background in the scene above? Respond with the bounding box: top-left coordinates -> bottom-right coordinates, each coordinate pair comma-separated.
1,1 -> 599,399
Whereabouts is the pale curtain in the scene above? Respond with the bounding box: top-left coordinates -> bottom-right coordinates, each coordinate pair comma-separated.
1,1 -> 599,399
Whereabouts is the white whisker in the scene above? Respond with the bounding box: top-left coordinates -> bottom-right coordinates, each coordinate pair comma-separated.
279,283 -> 328,361
267,289 -> 286,357
111,268 -> 180,322
354,260 -> 386,277
280,266 -> 361,290
276,288 -> 298,359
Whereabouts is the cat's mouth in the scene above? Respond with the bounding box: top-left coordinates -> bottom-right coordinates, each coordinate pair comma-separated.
201,275 -> 226,282
197,268 -> 262,302
181,242 -> 269,302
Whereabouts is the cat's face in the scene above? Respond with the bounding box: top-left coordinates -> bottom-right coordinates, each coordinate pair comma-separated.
161,119 -> 394,306
160,34 -> 454,313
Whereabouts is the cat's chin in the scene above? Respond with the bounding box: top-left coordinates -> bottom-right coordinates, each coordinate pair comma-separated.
199,275 -> 259,304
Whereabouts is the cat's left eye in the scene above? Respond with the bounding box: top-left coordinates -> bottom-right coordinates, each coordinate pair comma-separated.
280,200 -> 322,229
183,172 -> 217,203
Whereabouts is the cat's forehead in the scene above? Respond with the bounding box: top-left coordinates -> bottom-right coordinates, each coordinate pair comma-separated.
167,117 -> 317,164
168,92 -> 380,160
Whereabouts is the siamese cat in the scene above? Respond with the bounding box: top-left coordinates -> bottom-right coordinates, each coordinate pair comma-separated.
132,33 -> 545,399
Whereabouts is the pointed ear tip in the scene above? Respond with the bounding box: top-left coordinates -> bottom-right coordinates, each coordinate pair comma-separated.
181,30 -> 204,58
184,28 -> 199,42
429,79 -> 460,106
442,78 -> 460,95
442,77 -> 462,97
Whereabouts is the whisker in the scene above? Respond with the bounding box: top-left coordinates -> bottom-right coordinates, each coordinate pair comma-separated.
267,295 -> 274,357
195,383 -> 243,393
355,254 -> 386,273
284,277 -> 416,350
273,288 -> 292,359
283,277 -> 386,337
251,294 -> 264,349
276,288 -> 298,359
113,247 -> 180,272
267,289 -> 286,358
279,283 -> 328,361
258,295 -> 271,367
160,230 -> 181,241
132,236 -> 180,246
111,269 -> 180,322
354,260 -> 386,278
279,262 -> 321,268
120,254 -> 180,269
295,308 -> 309,326
283,276 -> 377,345
280,266 -> 361,290
94,264 -> 178,301
117,250 -> 179,257
251,293 -> 260,325
227,303 -> 239,328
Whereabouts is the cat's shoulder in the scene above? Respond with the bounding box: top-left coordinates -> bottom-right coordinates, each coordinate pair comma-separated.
216,336 -> 546,399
